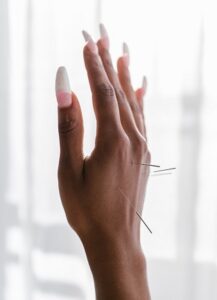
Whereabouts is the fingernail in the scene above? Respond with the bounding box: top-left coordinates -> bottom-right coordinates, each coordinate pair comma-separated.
122,42 -> 130,66
99,23 -> 110,49
82,30 -> 98,54
55,66 -> 72,108
142,76 -> 147,90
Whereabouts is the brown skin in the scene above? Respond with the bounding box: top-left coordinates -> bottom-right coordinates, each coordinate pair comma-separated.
57,36 -> 151,300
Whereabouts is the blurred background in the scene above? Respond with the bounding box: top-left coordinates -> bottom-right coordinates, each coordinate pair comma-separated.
0,0 -> 217,299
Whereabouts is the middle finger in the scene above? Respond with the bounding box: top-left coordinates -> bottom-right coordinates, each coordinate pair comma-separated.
97,24 -> 142,142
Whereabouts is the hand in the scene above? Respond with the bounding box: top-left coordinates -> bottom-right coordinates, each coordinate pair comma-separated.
55,24 -> 151,300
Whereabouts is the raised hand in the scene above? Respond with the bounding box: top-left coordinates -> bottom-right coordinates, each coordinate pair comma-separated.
55,24 -> 151,300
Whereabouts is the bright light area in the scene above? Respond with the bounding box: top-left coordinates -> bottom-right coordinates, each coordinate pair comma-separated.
1,0 -> 217,299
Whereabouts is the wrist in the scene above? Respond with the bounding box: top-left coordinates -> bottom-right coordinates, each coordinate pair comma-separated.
80,232 -> 151,300
80,228 -> 142,265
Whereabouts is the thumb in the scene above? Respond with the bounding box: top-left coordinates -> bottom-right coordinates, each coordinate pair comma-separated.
55,66 -> 84,180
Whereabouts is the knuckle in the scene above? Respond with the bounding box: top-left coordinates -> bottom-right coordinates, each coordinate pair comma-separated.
113,134 -> 130,158
115,133 -> 130,149
132,135 -> 147,155
58,118 -> 78,135
99,130 -> 130,157
96,82 -> 115,98
115,88 -> 126,104
109,130 -> 126,145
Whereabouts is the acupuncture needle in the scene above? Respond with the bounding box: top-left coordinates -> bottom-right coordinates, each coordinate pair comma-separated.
153,167 -> 176,173
136,211 -> 152,234
131,162 -> 160,168
118,188 -> 152,234
151,172 -> 173,176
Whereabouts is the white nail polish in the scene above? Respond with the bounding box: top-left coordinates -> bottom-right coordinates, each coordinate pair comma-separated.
142,76 -> 147,90
82,30 -> 94,43
122,42 -> 130,66
99,23 -> 110,49
55,66 -> 71,108
82,30 -> 98,53
123,42 -> 129,56
99,23 -> 107,38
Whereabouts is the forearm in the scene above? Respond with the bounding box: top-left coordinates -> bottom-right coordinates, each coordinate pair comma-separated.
81,233 -> 151,300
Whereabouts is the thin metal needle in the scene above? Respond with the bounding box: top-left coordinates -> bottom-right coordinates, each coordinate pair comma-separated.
136,211 -> 152,234
118,188 -> 152,234
153,167 -> 176,173
151,172 -> 173,176
131,162 -> 160,168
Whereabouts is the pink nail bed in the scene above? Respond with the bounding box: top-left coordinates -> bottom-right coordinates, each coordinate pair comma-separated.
86,40 -> 98,54
100,37 -> 109,49
122,55 -> 129,67
56,91 -> 71,108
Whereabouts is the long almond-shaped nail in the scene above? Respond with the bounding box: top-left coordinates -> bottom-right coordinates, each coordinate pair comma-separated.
99,23 -> 110,49
82,30 -> 98,54
55,66 -> 72,108
142,76 -> 147,91
142,76 -> 147,96
123,42 -> 130,66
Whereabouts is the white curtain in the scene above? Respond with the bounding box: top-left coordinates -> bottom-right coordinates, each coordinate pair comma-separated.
1,0 -> 217,299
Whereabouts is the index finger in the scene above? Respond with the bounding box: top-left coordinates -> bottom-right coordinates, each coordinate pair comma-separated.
82,31 -> 122,135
